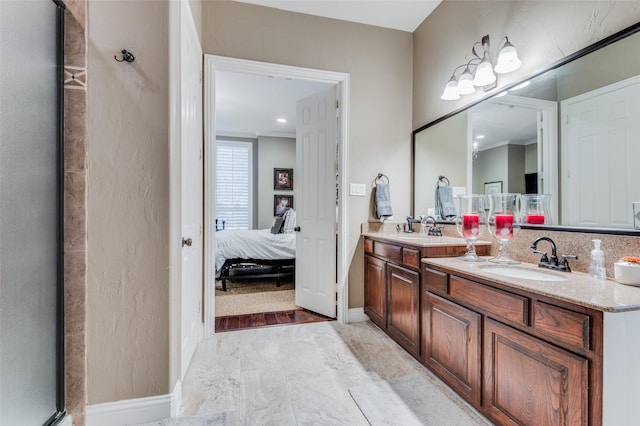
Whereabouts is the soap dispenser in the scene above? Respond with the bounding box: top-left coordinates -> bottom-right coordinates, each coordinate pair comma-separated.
589,239 -> 606,280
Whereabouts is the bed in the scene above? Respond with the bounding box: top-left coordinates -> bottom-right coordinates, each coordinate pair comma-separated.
215,228 -> 296,291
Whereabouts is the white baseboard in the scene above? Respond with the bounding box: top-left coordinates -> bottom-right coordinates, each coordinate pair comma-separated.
86,380 -> 181,426
348,308 -> 370,323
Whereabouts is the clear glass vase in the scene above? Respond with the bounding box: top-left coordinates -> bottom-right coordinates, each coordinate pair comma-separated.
455,195 -> 487,262
521,194 -> 552,225
488,193 -> 520,264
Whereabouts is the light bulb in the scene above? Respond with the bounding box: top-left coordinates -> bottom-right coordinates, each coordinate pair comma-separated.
495,40 -> 522,74
457,67 -> 476,95
441,75 -> 460,100
473,58 -> 496,86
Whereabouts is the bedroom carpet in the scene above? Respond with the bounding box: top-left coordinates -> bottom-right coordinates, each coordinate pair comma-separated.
215,279 -> 298,317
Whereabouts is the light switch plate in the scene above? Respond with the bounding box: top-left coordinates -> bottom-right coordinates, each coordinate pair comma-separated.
350,183 -> 366,196
453,186 -> 467,197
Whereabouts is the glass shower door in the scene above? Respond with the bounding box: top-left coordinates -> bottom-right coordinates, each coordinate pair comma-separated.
0,0 -> 64,424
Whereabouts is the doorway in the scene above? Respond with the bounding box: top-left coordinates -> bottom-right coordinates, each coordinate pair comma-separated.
203,56 -> 350,336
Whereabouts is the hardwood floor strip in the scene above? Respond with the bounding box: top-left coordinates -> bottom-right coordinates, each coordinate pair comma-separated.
215,309 -> 334,332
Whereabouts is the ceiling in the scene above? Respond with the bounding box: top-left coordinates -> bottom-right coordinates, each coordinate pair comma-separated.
215,70 -> 334,138
232,0 -> 442,32
471,100 -> 538,151
217,1 -> 444,138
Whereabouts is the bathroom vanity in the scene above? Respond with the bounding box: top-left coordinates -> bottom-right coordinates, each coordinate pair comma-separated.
364,234 -> 640,425
362,234 -> 490,358
421,258 -> 640,426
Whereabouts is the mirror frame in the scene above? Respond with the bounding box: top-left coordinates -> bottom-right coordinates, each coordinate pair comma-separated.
412,21 -> 640,236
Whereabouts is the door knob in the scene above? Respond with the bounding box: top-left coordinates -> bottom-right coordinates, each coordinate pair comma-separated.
294,226 -> 301,232
182,237 -> 192,247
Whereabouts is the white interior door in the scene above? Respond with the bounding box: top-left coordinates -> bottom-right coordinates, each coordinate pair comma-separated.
295,87 -> 337,318
179,0 -> 203,379
562,75 -> 640,228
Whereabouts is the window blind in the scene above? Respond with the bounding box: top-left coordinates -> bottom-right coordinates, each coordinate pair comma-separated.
216,141 -> 252,229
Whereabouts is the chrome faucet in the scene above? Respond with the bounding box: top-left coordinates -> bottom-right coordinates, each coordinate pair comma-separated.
421,215 -> 442,236
530,236 -> 577,272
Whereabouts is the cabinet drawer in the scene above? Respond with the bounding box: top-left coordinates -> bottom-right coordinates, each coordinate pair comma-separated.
424,268 -> 448,293
402,247 -> 420,269
364,238 -> 374,254
373,241 -> 402,264
533,301 -> 590,352
449,276 -> 528,326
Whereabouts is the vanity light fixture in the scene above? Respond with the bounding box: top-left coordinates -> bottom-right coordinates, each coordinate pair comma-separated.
441,35 -> 522,101
472,141 -> 480,160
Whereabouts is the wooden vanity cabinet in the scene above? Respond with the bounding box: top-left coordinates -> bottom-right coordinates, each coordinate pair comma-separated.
364,238 -> 422,356
386,263 -> 420,356
422,292 -> 482,405
423,266 -> 602,426
364,254 -> 387,329
483,318 -> 589,425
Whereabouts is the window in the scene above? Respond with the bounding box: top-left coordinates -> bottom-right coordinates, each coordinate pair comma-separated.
216,140 -> 253,229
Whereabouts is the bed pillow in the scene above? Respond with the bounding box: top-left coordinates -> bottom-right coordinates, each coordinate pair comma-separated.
270,216 -> 285,234
282,208 -> 296,233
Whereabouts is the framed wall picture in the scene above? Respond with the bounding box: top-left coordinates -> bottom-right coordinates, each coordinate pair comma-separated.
484,181 -> 503,195
274,195 -> 293,216
274,168 -> 293,190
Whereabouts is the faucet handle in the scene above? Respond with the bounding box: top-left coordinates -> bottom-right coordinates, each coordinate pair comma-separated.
559,254 -> 578,271
532,249 -> 550,264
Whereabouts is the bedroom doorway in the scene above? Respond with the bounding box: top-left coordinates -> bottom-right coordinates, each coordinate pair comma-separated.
203,56 -> 350,336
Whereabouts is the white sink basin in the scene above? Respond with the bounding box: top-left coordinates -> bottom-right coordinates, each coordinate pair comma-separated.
479,265 -> 567,282
393,234 -> 440,241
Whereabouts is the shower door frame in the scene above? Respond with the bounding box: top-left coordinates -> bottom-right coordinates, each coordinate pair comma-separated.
51,0 -> 66,424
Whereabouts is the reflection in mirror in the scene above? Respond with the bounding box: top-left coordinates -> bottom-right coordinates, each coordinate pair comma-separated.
470,95 -> 558,224
413,23 -> 640,232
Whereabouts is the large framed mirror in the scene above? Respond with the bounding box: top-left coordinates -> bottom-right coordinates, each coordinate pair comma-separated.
413,21 -> 640,235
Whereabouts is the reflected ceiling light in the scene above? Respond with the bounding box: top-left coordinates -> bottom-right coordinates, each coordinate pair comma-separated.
277,118 -> 287,123
441,34 -> 522,101
476,134 -> 485,139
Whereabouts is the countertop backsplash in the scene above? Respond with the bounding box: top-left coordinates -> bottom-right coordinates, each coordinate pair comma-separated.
363,221 -> 640,279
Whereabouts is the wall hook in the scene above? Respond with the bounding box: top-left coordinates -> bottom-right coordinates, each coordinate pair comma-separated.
114,49 -> 135,63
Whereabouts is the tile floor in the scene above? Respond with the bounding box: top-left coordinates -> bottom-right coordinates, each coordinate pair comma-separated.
144,321 -> 491,425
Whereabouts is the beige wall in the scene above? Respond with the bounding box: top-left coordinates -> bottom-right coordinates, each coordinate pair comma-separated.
413,1 -> 640,129
87,0 -> 170,404
257,136 -> 296,229
188,0 -> 202,41
201,1 -> 414,309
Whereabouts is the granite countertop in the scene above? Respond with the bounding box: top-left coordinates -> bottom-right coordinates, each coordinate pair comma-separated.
422,257 -> 640,313
362,232 -> 492,248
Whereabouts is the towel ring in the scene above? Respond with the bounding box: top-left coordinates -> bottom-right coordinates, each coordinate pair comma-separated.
373,173 -> 389,186
436,175 -> 450,186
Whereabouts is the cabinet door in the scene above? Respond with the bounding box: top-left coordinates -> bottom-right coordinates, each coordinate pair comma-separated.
364,255 -> 387,329
386,263 -> 420,356
423,293 -> 481,405
484,318 -> 588,426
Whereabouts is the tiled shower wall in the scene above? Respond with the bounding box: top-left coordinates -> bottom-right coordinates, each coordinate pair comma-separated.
62,0 -> 87,424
